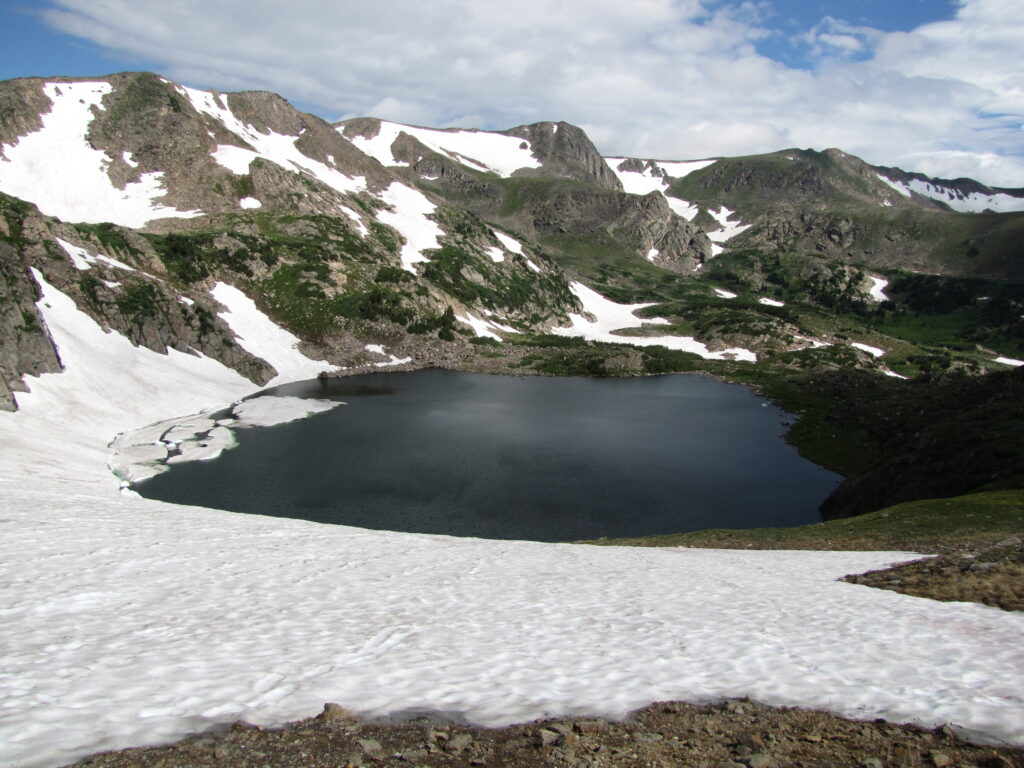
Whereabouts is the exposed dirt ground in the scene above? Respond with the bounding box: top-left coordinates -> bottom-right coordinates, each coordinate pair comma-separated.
66,698 -> 1023,768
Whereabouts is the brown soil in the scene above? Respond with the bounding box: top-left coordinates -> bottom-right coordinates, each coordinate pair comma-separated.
66,698 -> 1023,768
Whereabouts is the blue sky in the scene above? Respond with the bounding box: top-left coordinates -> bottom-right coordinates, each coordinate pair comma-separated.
1,0 -> 1021,186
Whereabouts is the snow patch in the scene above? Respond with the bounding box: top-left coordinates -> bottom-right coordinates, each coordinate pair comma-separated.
55,238 -> 136,273
707,206 -> 752,245
364,343 -> 412,367
646,248 -> 660,262
852,342 -> 886,358
347,121 -> 540,177
994,356 -> 1024,367
551,282 -> 756,362
525,258 -> 542,273
606,161 -> 667,196
664,196 -> 700,221
602,158 -> 701,221
338,205 -> 369,236
0,82 -> 203,227
867,277 -> 890,302
876,174 -> 913,198
714,288 -> 738,299
374,182 -> 444,273
210,282 -> 338,385
759,298 -> 785,307
485,246 -> 505,263
876,173 -> 1024,213
180,85 -> 365,197
654,159 -> 716,178
239,196 -> 262,209
457,313 -> 504,341
493,230 -> 524,254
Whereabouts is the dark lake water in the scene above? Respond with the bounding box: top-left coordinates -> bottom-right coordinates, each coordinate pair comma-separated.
138,369 -> 841,542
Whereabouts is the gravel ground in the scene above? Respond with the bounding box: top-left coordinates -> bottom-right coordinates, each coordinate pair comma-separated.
66,698 -> 1023,768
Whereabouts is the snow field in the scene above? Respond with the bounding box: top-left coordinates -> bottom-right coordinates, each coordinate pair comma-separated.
374,182 -> 444,273
604,157 -> 704,222
179,85 -> 366,198
0,82 -> 203,227
210,282 -> 338,385
345,120 -> 541,177
2,271 -> 1024,766
994,357 -> 1024,367
875,173 -> 1024,213
551,282 -> 757,362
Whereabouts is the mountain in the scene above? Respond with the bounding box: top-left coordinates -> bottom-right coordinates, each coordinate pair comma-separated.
1,71 -> 1022,516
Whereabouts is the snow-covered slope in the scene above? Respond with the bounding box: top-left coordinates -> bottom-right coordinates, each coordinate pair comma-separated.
0,82 -> 203,227
875,172 -> 1024,213
345,119 -> 542,177
2,272 -> 1024,768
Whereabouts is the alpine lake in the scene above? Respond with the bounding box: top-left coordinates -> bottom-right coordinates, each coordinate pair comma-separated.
137,369 -> 841,542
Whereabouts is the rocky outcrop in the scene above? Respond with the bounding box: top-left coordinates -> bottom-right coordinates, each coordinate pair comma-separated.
504,121 -> 623,191
0,239 -> 62,411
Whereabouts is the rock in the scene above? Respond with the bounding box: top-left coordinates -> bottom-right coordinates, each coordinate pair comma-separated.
635,732 -> 663,743
717,763 -> 747,768
737,732 -> 767,750
993,536 -> 1021,547
741,755 -> 774,768
937,724 -> 961,743
861,759 -> 883,768
931,751 -> 954,767
321,702 -> 357,723
574,719 -> 607,734
358,738 -> 384,759
445,733 -> 474,754
399,748 -> 428,761
537,728 -> 563,747
802,733 -> 823,743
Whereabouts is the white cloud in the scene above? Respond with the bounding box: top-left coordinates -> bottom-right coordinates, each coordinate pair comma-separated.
37,0 -> 1024,186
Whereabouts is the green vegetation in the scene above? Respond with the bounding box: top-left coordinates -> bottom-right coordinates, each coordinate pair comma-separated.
586,490 -> 1024,554
115,281 -> 162,321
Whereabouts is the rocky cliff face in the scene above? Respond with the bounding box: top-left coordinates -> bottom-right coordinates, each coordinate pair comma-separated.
503,122 -> 623,191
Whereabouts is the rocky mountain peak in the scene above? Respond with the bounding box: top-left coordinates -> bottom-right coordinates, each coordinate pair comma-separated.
502,121 -> 623,192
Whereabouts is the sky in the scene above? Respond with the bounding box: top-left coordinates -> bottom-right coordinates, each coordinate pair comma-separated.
1,0 -> 1021,187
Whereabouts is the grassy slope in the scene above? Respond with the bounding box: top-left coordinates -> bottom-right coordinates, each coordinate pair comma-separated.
586,490 -> 1024,553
